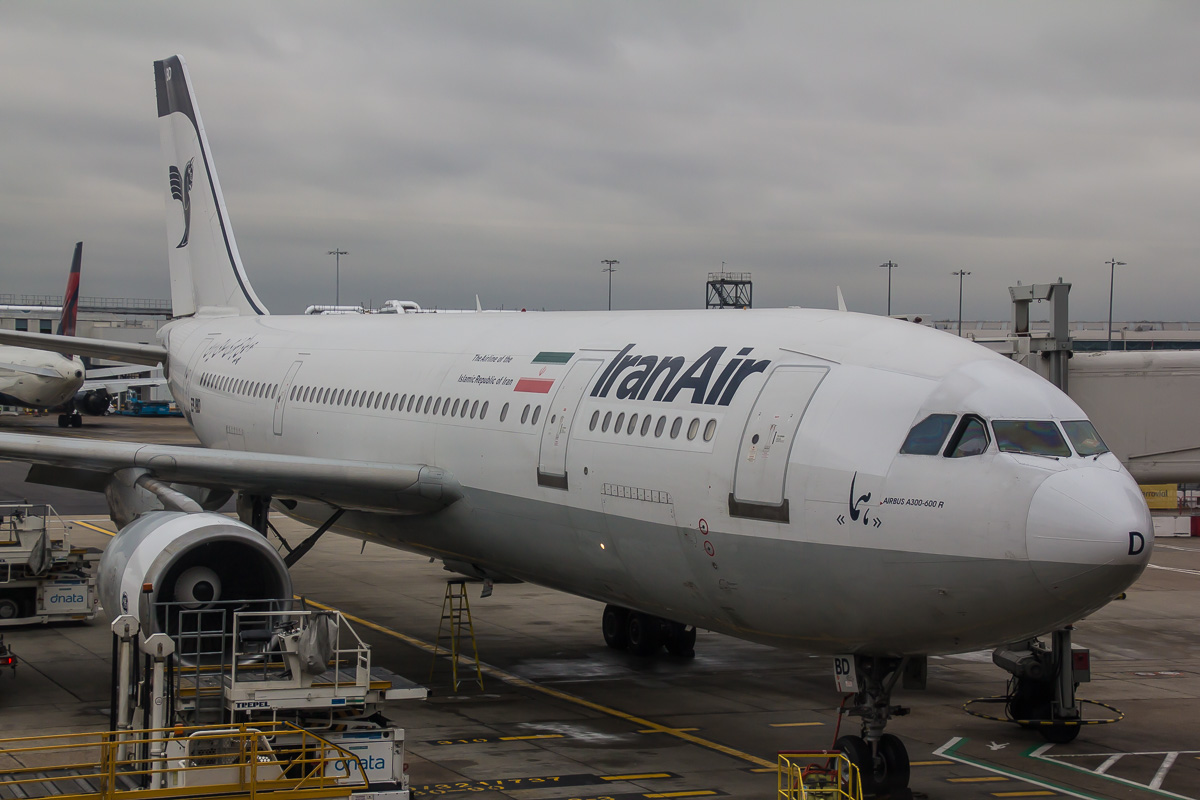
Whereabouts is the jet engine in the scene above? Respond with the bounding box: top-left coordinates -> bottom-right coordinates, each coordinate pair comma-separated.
74,388 -> 111,416
98,511 -> 292,658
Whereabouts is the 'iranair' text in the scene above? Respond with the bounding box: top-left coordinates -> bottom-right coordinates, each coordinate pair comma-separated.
590,344 -> 770,405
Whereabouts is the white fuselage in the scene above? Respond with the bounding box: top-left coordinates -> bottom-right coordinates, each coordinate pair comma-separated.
162,307 -> 1152,656
0,345 -> 83,409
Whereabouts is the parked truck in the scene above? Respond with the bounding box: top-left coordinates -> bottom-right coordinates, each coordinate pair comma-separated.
0,504 -> 99,624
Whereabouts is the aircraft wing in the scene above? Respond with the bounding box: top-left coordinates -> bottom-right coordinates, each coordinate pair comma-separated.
86,365 -> 159,379
84,377 -> 165,393
0,330 -> 166,367
0,433 -> 461,514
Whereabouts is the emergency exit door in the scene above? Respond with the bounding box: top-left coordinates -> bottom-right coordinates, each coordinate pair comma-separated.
729,365 -> 827,522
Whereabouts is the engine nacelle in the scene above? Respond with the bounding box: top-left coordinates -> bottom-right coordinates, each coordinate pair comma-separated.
74,388 -> 111,416
98,511 -> 292,652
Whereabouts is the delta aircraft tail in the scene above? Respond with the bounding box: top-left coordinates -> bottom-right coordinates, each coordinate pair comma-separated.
54,241 -> 82,337
154,55 -> 268,318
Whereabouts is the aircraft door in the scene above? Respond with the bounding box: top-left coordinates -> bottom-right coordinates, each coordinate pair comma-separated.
182,337 -> 213,418
730,365 -> 827,522
273,360 -> 304,435
537,359 -> 603,490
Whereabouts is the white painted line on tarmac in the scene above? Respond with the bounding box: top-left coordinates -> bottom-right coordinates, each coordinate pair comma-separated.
1147,564 -> 1200,576
1150,752 -> 1179,791
934,738 -> 1104,800
1031,744 -> 1199,800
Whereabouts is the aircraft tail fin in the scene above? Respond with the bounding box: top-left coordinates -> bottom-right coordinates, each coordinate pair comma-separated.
154,55 -> 268,318
55,242 -> 82,337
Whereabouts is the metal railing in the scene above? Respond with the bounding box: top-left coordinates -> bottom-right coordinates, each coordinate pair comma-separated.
0,722 -> 364,800
777,750 -> 863,800
0,295 -> 172,314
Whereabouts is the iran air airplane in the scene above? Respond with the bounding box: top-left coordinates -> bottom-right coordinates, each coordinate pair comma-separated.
0,56 -> 1152,794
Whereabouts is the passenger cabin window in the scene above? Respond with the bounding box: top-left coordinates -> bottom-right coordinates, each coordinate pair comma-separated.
945,415 -> 989,458
992,420 -> 1071,458
1062,420 -> 1109,456
901,414 -> 957,455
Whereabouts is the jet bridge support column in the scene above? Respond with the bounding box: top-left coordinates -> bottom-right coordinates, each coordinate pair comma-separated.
1008,280 -> 1072,391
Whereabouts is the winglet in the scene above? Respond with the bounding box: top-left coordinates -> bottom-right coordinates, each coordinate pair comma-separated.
55,242 -> 82,337
836,286 -> 848,313
476,295 -> 482,312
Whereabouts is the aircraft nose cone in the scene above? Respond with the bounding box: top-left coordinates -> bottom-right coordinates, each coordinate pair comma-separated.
1027,468 -> 1152,608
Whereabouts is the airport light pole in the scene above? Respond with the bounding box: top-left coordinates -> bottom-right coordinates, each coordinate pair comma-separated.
601,260 -> 619,311
879,260 -> 898,316
1106,258 -> 1126,351
329,248 -> 348,306
953,270 -> 971,338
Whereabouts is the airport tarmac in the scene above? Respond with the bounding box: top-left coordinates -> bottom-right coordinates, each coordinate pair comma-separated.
0,414 -> 1197,799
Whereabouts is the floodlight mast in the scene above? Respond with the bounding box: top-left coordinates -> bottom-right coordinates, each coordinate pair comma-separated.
329,248 -> 348,306
953,270 -> 972,337
879,260 -> 898,316
601,260 -> 619,311
1106,258 -> 1126,350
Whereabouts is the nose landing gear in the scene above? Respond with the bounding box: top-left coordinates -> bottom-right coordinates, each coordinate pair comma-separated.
835,656 -> 915,798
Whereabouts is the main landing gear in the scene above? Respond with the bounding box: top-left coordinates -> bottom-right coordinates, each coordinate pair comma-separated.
602,604 -> 696,657
835,656 -> 916,798
56,412 -> 82,428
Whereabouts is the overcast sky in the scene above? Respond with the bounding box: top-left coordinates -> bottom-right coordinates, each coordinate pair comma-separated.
1,2 -> 1197,320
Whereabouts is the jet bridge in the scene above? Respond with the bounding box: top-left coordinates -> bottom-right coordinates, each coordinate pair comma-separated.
995,281 -> 1200,484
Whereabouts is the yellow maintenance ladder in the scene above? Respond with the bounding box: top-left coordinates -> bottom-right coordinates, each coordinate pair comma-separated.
429,579 -> 484,692
777,750 -> 864,800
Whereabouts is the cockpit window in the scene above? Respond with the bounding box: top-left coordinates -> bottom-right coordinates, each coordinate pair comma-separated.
1062,420 -> 1110,456
945,415 -> 989,458
992,420 -> 1071,457
900,414 -> 957,455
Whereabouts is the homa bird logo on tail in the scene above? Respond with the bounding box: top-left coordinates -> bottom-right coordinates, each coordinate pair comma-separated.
168,158 -> 194,248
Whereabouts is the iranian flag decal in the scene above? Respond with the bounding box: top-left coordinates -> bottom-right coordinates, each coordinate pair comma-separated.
515,352 -> 574,392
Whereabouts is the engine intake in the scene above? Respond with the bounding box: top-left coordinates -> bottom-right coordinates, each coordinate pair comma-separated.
98,511 -> 292,659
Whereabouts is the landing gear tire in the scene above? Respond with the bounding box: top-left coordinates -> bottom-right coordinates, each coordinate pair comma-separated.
835,735 -> 874,795
626,612 -> 663,657
602,605 -> 629,650
57,415 -> 68,428
836,733 -> 910,797
876,733 -> 911,794
664,622 -> 696,657
70,414 -> 83,428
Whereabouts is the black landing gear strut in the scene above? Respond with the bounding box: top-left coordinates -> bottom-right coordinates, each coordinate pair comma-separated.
602,604 -> 696,658
835,656 -> 915,798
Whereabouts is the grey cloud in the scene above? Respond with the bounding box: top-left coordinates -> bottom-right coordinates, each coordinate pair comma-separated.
0,1 -> 1197,321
